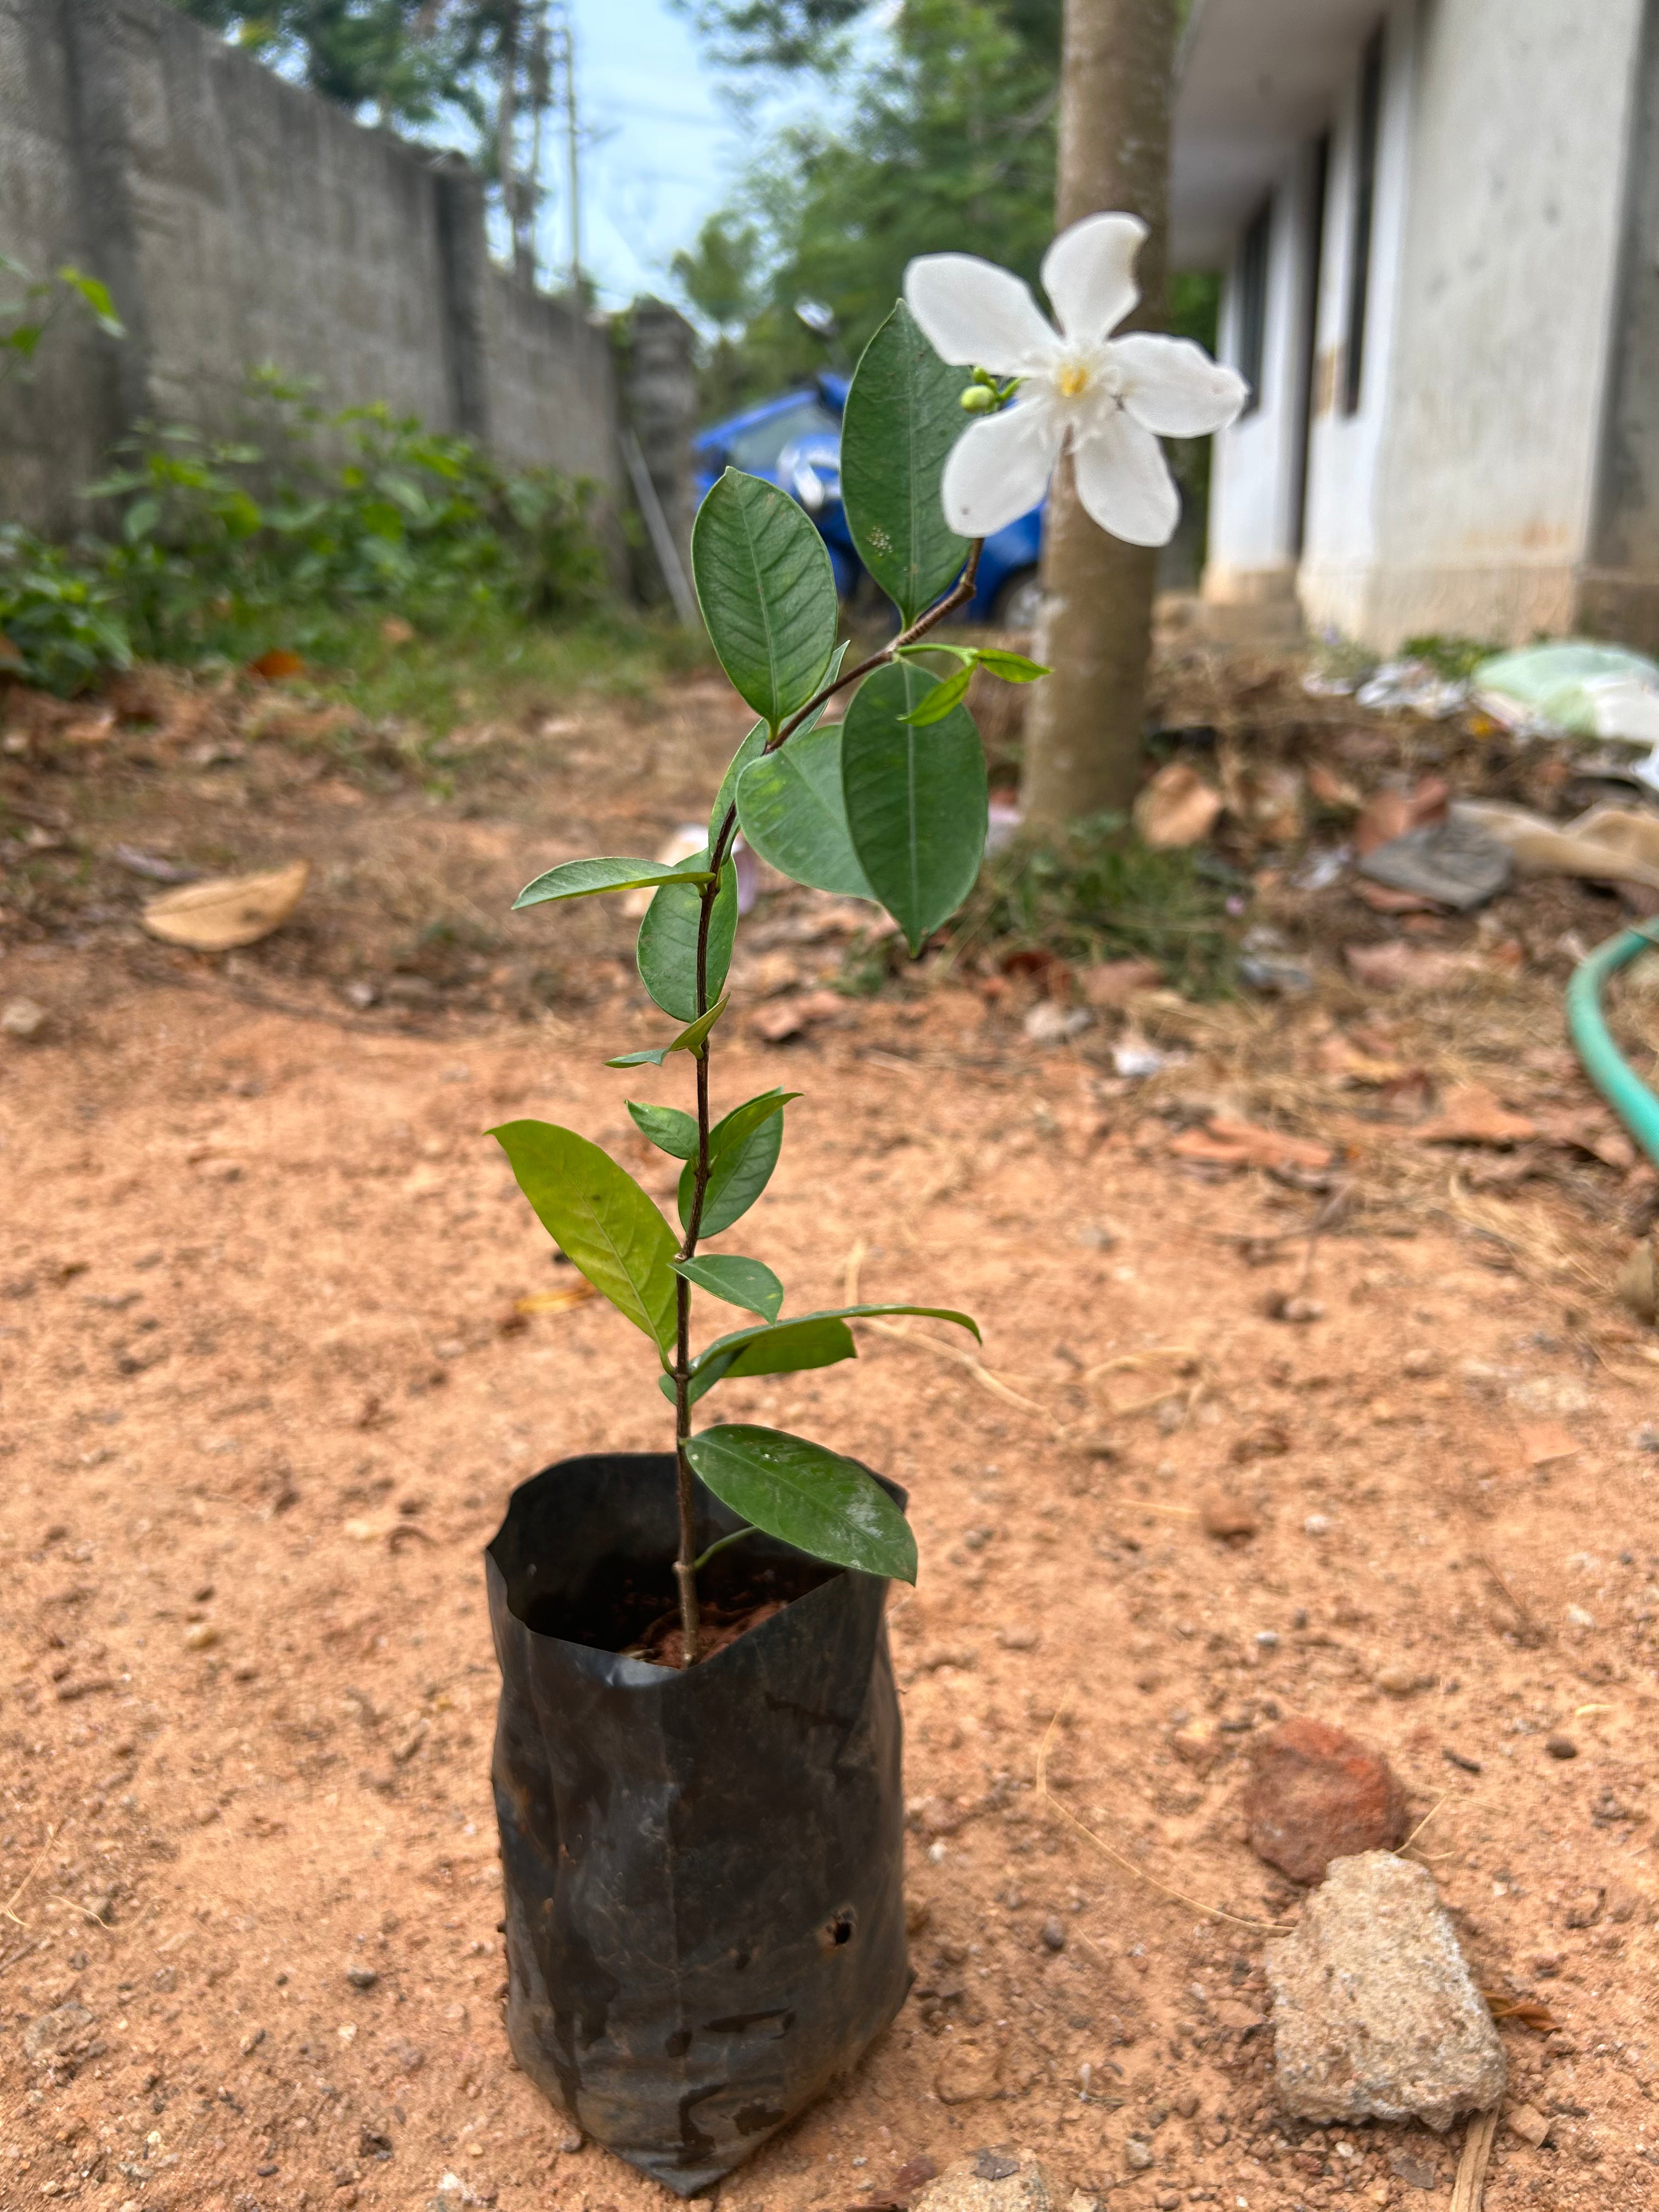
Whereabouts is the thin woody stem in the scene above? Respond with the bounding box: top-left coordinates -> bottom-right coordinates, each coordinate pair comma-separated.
669,545 -> 985,1661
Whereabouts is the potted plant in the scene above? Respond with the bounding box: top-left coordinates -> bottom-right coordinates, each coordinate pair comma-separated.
484,216 -> 1245,2197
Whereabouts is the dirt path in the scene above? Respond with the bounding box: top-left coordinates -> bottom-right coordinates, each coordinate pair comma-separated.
3,665 -> 1658,2210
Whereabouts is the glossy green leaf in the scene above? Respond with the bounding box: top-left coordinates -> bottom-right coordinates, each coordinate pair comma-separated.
708,646 -> 852,855
659,1310 -> 855,1405
669,1254 -> 785,1324
679,1088 -> 798,1237
841,301 -> 970,625
691,467 -> 840,724
490,1120 -> 678,1352
683,1425 -> 916,1582
737,720 -> 875,897
608,995 -> 733,1068
709,719 -> 767,852
627,1100 -> 698,1159
900,665 -> 973,725
973,648 -> 1049,682
636,848 -> 739,1023
842,661 -> 988,955
513,855 -> 709,911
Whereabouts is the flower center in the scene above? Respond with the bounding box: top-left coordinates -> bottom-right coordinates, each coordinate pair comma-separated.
1056,359 -> 1092,399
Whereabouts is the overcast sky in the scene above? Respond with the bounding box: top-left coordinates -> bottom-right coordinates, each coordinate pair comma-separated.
558,0 -> 757,311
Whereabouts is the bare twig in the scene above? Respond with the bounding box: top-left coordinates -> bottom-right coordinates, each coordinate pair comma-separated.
1450,2107 -> 1499,2212
1037,1702 -> 1289,1936
2,1824 -> 57,1928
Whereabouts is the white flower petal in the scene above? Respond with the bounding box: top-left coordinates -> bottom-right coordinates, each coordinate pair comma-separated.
1111,334 -> 1249,437
1041,212 -> 1147,343
941,398 -> 1064,537
1071,409 -> 1180,547
903,253 -> 1058,375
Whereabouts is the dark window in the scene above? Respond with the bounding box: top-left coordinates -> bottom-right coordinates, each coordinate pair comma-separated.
1344,21 -> 1385,415
1236,199 -> 1272,414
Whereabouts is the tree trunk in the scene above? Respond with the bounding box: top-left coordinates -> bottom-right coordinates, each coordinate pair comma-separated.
1020,0 -> 1178,835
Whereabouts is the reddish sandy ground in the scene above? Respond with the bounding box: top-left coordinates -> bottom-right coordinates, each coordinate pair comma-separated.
3,658 -> 1658,2211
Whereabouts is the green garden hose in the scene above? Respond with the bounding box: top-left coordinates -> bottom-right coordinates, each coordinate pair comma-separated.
1565,922 -> 1659,1169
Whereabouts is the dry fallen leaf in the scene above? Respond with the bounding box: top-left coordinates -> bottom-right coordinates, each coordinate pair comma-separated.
1169,1117 -> 1334,1173
1515,1421 -> 1578,1469
1410,1084 -> 1537,1148
514,1282 -> 597,1317
247,647 -> 305,681
1343,941 -> 1475,992
141,860 -> 310,951
1133,760 -> 1222,849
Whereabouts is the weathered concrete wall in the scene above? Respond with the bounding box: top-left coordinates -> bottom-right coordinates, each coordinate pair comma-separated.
0,0 -> 619,535
1360,0 -> 1644,650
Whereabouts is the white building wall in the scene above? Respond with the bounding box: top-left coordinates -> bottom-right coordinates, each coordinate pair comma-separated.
1206,154 -> 1317,602
1361,0 -> 1646,648
1297,0 -> 1419,640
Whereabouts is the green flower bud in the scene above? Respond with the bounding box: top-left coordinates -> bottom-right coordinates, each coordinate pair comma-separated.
958,384 -> 997,415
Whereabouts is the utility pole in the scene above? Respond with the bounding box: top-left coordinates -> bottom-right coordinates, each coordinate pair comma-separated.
552,4 -> 583,302
1019,0 -> 1180,834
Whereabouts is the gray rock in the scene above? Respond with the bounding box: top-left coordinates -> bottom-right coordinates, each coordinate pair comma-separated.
1266,1851 -> 1504,2130
914,2147 -> 1054,2211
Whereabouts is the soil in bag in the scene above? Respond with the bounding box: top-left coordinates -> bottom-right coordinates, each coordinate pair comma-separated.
486,1451 -> 910,2197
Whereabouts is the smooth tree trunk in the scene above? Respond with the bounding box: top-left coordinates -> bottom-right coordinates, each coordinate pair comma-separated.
1020,0 -> 1179,834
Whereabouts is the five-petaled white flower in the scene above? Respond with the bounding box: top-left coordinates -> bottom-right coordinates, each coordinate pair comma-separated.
904,212 -> 1247,548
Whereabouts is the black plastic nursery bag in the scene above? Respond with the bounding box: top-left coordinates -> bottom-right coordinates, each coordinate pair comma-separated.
486,1452 -> 909,2197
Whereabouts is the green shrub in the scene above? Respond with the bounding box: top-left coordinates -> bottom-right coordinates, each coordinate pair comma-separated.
0,377 -> 608,692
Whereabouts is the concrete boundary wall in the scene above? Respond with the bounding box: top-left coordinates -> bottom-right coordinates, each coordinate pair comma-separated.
0,0 -> 620,535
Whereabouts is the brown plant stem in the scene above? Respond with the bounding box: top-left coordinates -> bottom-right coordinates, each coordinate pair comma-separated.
668,545 -> 984,1661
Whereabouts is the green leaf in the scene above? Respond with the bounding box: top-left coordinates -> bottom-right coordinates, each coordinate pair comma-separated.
669,1254 -> 785,1323
683,1426 -> 916,1582
627,1100 -> 698,1160
679,1088 -> 798,1237
709,719 -> 767,851
708,644 -> 851,852
490,1121 -> 679,1352
840,301 -> 971,625
973,648 -> 1050,682
900,665 -> 973,725
607,995 -> 732,1068
666,1297 -> 977,1406
842,661 -> 988,956
636,848 -> 739,1023
660,1310 -> 855,1406
737,720 -> 875,898
513,855 -> 710,911
691,467 -> 840,724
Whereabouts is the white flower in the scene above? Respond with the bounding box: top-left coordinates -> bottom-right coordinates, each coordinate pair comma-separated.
903,213 -> 1248,546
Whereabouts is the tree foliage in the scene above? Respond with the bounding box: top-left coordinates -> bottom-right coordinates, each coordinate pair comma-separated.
672,0 -> 1213,415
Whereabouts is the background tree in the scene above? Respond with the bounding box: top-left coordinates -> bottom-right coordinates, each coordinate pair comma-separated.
1020,0 -> 1179,832
169,0 -> 566,284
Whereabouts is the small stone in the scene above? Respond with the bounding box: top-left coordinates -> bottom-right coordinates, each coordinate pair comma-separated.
1040,1916 -> 1066,1953
1124,2138 -> 1155,2171
1245,1717 -> 1408,1884
1266,1850 -> 1506,2129
2,997 -> 47,1041
1545,1734 -> 1578,1759
1199,1487 -> 1258,1540
933,2041 -> 1004,2106
913,2146 -> 1052,2209
22,2000 -> 94,2063
1303,1511 -> 1332,1534
1375,1664 -> 1435,1697
1173,2091 -> 1200,2119
997,1625 -> 1040,1651
1506,2102 -> 1552,2147
1023,1002 -> 1093,1047
1562,1889 -> 1603,1929
346,1965 -> 380,1989
184,1621 -> 220,1650
1389,2148 -> 1440,2190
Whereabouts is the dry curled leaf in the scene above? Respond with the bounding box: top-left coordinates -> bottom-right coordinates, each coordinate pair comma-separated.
142,860 -> 310,951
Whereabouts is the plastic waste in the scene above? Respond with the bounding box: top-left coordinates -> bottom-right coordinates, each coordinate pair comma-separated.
1471,641 -> 1659,746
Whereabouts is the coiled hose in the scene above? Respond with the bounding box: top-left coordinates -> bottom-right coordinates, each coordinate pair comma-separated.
1565,922 -> 1659,1169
